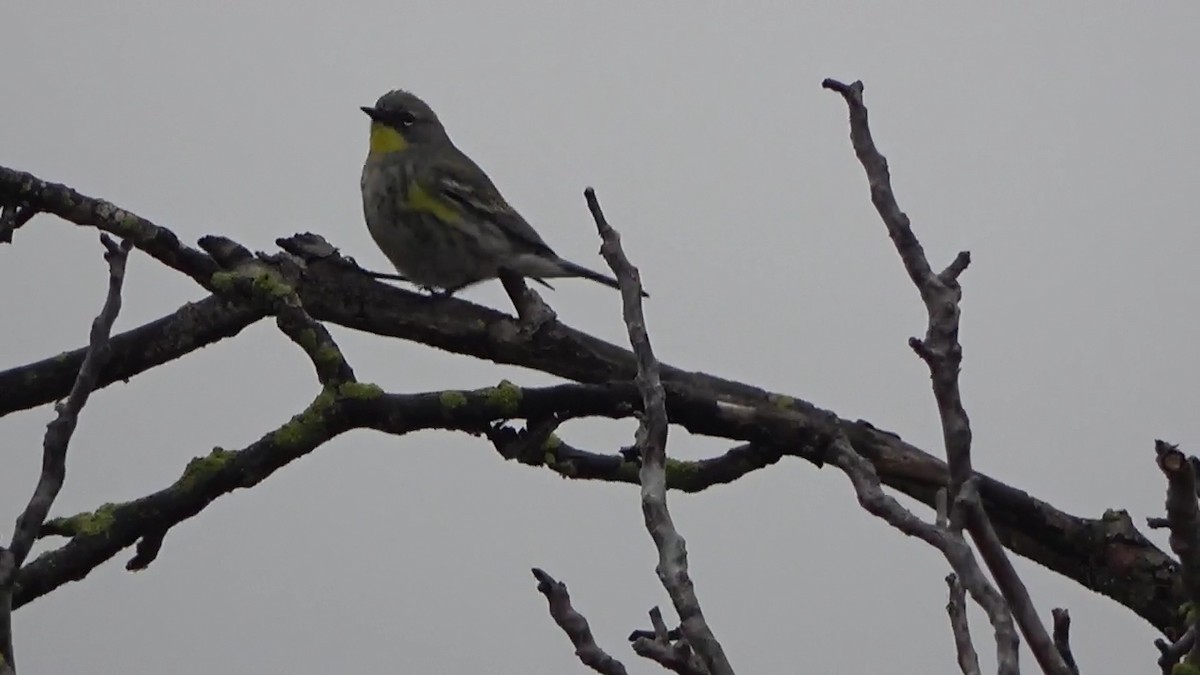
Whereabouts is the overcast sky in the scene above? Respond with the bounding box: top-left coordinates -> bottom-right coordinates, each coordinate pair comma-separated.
2,3 -> 1198,673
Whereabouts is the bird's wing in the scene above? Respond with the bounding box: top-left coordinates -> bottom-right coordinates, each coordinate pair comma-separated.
431,157 -> 557,256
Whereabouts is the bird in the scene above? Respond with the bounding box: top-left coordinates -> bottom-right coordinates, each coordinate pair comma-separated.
359,89 -> 639,297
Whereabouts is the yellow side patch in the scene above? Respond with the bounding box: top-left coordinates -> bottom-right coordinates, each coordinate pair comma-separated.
368,123 -> 408,155
408,183 -> 463,223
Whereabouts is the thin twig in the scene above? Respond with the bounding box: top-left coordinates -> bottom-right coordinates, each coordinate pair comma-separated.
946,574 -> 982,675
823,76 -> 1071,675
629,607 -> 707,675
0,234 -> 132,673
530,568 -> 628,675
587,187 -> 734,675
1050,608 -> 1079,675
1156,626 -> 1195,675
825,434 -> 1019,675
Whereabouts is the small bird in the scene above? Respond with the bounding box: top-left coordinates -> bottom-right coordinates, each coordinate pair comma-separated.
359,89 -> 634,297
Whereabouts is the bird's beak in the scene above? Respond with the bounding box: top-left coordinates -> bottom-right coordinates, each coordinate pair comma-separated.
360,106 -> 381,121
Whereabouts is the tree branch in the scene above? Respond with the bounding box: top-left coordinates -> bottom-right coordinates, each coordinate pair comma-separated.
0,166 -> 216,283
0,164 -> 1186,636
589,188 -> 734,675
1156,440 -> 1200,667
1051,608 -> 1080,675
946,574 -> 982,675
198,235 -> 355,386
0,295 -> 262,417
825,434 -> 1019,674
824,77 -> 1072,675
0,235 -> 132,673
0,202 -> 35,244
530,568 -> 628,675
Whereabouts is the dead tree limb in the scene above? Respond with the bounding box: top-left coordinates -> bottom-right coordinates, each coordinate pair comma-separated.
590,188 -> 734,675
823,77 -> 1072,675
0,235 -> 132,673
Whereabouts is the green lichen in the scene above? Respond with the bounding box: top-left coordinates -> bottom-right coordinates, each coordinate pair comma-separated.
210,268 -> 295,303
54,352 -> 70,364
315,344 -> 343,369
1173,662 -> 1200,675
614,460 -> 640,483
338,381 -> 383,400
53,501 -> 121,537
1181,601 -> 1199,626
249,270 -> 294,301
483,379 -> 522,416
209,270 -> 238,294
439,390 -> 468,410
767,393 -> 794,410
179,447 -> 235,491
273,390 -> 337,449
295,328 -> 318,351
540,433 -> 564,466
665,458 -> 700,482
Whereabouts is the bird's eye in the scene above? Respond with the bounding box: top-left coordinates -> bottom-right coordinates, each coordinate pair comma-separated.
396,111 -> 417,127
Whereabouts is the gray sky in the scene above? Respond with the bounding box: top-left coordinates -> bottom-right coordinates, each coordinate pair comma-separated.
2,3 -> 1198,673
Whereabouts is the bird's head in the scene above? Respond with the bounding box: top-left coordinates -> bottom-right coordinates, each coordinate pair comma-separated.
361,89 -> 448,156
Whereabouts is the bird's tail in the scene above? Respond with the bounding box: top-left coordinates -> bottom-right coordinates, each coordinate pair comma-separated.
553,258 -> 650,298
514,254 -> 649,297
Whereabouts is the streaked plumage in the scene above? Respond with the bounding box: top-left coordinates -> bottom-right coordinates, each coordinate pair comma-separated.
360,89 -> 631,295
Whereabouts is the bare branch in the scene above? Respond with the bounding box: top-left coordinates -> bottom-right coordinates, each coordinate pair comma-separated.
1051,608 -> 1080,675
1156,627 -> 1194,675
0,234 -> 132,672
199,235 -> 355,386
824,77 -> 1071,675
0,167 -> 1187,636
7,236 -> 131,564
0,166 -> 217,283
946,574 -> 982,675
0,295 -> 262,417
588,187 -> 734,675
0,203 -> 35,244
825,434 -> 1019,675
1156,440 -> 1200,664
628,607 -> 707,675
530,568 -> 628,675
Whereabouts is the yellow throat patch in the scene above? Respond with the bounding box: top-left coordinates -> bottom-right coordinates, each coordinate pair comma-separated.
368,123 -> 408,155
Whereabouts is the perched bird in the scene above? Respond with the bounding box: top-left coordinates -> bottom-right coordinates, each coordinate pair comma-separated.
359,89 -> 635,297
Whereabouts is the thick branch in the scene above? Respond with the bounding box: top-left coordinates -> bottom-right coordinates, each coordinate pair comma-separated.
0,295 -> 261,417
0,166 -> 1185,636
530,568 -> 628,675
0,166 -> 216,284
17,383 -> 366,604
199,236 -> 355,386
590,188 -> 734,675
1156,440 -> 1200,665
